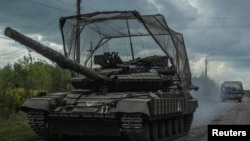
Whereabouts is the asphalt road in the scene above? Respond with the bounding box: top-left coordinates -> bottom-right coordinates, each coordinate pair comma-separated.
173,96 -> 250,141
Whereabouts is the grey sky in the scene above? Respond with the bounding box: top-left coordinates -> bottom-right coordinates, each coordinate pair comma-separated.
0,0 -> 250,89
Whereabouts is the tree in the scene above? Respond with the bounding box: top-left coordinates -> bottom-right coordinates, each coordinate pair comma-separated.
0,56 -> 73,118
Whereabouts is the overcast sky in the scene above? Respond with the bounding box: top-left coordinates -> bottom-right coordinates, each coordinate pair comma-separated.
0,0 -> 250,89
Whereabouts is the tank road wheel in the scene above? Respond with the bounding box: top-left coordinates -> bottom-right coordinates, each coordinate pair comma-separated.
173,118 -> 179,134
183,114 -> 193,133
151,121 -> 159,141
166,119 -> 173,137
159,120 -> 166,138
178,117 -> 184,133
144,122 -> 151,141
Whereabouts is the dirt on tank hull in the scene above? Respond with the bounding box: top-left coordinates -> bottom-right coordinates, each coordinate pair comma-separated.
5,10 -> 198,141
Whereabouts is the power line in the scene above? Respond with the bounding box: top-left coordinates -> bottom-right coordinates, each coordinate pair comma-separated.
35,4 -> 76,39
56,0 -> 74,6
172,24 -> 250,30
168,16 -> 250,21
0,48 -> 27,58
27,0 -> 65,11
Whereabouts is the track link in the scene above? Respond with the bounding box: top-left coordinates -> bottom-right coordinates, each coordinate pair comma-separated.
121,114 -> 193,141
26,111 -> 193,141
27,110 -> 49,140
121,114 -> 150,141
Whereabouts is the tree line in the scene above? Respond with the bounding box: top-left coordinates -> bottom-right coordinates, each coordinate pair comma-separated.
0,55 -> 226,119
0,56 -> 72,119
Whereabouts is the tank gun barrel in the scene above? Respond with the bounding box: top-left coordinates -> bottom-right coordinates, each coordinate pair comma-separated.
4,27 -> 106,83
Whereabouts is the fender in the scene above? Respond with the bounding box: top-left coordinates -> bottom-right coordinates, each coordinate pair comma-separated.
20,92 -> 67,113
116,98 -> 151,116
21,97 -> 56,113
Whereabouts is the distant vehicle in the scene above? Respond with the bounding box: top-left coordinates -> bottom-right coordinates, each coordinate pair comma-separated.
220,81 -> 244,102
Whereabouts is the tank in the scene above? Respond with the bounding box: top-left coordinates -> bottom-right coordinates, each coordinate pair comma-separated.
220,81 -> 244,102
4,11 -> 199,141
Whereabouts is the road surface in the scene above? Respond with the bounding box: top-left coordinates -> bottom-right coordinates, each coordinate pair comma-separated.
173,96 -> 250,141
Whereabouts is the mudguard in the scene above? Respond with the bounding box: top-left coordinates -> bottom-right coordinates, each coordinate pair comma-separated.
21,97 -> 56,113
116,98 -> 151,116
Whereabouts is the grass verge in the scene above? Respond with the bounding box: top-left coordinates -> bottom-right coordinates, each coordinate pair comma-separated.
0,112 -> 42,141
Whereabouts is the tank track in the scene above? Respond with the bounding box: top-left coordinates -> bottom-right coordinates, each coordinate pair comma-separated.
121,114 -> 193,141
27,110 -> 49,140
27,110 -> 193,141
121,114 -> 149,141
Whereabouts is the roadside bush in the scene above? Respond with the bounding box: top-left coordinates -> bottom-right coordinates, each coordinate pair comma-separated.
0,56 -> 72,119
0,88 -> 38,119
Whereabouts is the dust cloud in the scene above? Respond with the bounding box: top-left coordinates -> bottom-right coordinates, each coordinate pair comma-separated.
190,77 -> 234,127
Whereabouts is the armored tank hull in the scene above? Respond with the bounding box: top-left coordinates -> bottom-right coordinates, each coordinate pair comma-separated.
22,91 -> 197,141
5,10 -> 198,141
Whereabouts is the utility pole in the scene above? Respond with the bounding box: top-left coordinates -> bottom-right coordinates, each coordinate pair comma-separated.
205,59 -> 208,78
76,0 -> 81,64
90,42 -> 93,69
205,53 -> 214,79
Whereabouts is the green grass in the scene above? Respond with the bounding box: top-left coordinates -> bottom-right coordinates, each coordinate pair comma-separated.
0,112 -> 42,141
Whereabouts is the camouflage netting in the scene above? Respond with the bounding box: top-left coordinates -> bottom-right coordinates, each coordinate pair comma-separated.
59,11 -> 192,90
